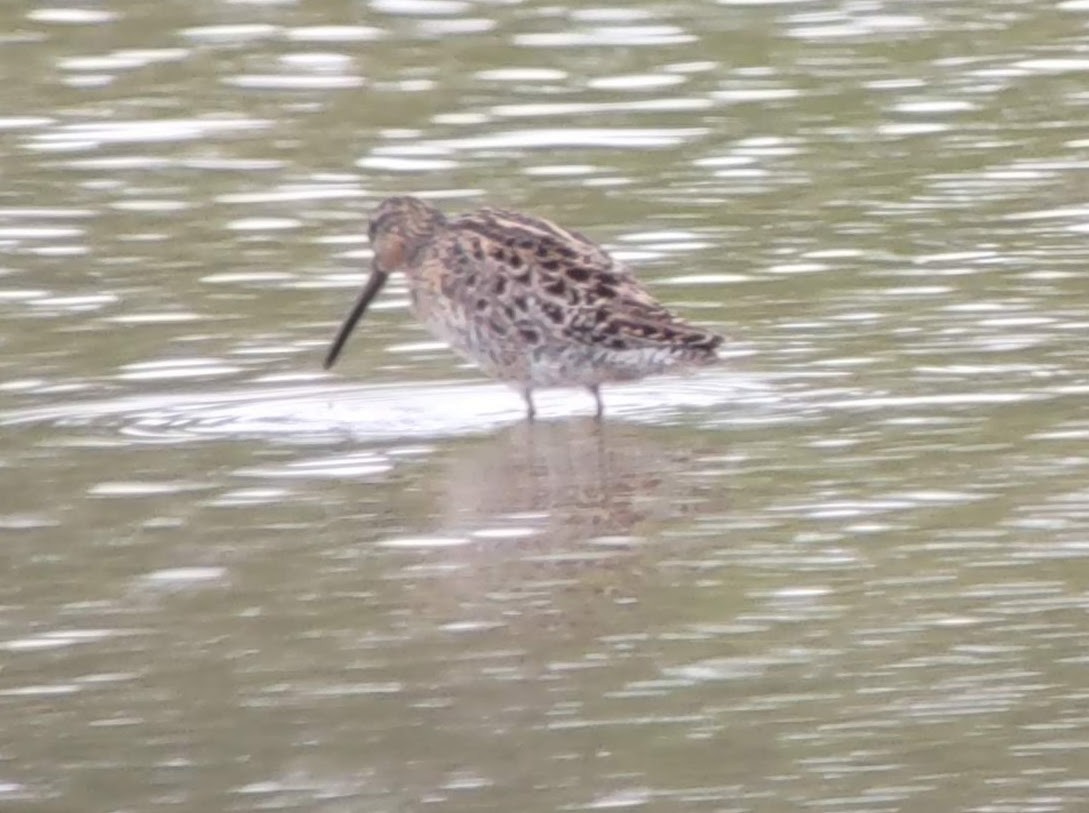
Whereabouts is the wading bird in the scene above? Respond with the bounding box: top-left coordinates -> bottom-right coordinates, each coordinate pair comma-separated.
323,196 -> 723,419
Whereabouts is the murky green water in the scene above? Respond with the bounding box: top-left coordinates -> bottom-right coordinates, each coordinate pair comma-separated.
3,0 -> 1089,810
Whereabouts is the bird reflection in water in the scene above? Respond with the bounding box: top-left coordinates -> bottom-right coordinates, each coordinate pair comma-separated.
394,417 -> 707,633
359,419 -> 718,799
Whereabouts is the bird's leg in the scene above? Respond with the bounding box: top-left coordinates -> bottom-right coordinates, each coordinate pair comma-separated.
589,385 -> 604,419
522,388 -> 536,421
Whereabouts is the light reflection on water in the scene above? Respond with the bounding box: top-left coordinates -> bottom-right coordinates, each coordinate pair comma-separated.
2,0 -> 1089,810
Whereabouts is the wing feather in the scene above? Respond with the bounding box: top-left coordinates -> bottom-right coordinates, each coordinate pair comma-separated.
438,208 -> 723,357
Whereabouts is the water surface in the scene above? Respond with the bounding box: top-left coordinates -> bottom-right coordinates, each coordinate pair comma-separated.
3,0 -> 1089,810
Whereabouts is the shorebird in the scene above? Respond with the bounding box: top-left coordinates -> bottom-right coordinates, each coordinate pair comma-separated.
323,196 -> 723,419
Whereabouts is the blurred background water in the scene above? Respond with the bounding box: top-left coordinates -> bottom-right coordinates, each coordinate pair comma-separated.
2,0 -> 1089,810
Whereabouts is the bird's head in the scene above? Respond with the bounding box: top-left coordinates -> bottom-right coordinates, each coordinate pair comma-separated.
323,196 -> 446,370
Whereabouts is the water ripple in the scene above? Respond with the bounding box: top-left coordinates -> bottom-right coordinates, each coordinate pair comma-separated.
0,374 -> 773,446
25,117 -> 270,153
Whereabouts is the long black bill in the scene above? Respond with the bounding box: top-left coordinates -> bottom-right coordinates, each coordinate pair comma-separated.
322,269 -> 389,370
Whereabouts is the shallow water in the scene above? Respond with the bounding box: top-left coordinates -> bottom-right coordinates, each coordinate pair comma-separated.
3,0 -> 1089,810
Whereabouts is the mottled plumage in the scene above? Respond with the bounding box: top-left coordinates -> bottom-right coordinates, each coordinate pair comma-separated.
324,196 -> 724,418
